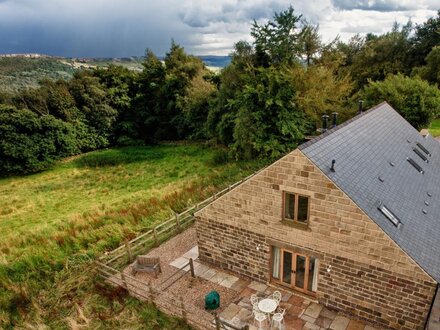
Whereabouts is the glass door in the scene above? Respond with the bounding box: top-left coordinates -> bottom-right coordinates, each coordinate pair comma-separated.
281,250 -> 293,285
294,254 -> 307,292
271,247 -> 319,295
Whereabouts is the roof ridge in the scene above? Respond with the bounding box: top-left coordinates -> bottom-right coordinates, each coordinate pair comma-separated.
299,101 -> 390,151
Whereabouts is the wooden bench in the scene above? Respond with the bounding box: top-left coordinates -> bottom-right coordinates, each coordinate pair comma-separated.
132,256 -> 161,278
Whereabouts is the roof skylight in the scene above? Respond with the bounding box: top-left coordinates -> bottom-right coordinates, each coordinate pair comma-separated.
407,157 -> 424,174
378,204 -> 401,227
416,142 -> 431,157
413,148 -> 429,163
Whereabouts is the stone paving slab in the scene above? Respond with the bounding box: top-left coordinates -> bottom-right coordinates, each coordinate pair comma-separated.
169,256 -> 189,269
182,246 -> 199,260
301,314 -> 317,324
347,319 -> 367,330
248,281 -> 268,292
330,315 -> 351,330
199,267 -> 217,281
305,303 -> 323,319
220,274 -> 240,288
220,303 -> 241,321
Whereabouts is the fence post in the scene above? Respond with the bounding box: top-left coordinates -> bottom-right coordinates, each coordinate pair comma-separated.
153,227 -> 158,246
214,313 -> 221,330
125,240 -> 133,263
121,272 -> 128,290
175,213 -> 180,232
242,325 -> 249,330
180,296 -> 187,322
189,258 -> 195,278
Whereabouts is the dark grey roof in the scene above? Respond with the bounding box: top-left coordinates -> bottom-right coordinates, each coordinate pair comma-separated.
300,102 -> 440,283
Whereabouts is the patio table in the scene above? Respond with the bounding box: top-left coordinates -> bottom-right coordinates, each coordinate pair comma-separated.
258,298 -> 278,315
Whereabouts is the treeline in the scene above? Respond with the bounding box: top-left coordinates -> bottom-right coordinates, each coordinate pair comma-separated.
1,7 -> 439,174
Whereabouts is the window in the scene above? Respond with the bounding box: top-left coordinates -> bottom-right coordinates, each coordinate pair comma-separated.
413,148 -> 429,163
416,142 -> 431,156
407,157 -> 424,174
378,204 -> 401,227
283,192 -> 309,224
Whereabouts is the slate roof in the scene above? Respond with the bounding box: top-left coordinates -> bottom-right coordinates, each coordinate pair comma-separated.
299,102 -> 440,283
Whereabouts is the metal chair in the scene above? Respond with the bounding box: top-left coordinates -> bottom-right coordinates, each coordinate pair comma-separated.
251,294 -> 260,310
253,310 -> 268,329
272,290 -> 282,304
271,308 -> 286,329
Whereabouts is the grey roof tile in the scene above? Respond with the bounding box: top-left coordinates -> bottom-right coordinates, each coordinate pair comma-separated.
300,102 -> 440,283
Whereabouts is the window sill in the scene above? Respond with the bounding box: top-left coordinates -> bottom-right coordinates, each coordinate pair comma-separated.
281,219 -> 310,231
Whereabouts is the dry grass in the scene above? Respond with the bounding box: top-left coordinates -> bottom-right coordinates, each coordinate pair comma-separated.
0,143 -> 265,329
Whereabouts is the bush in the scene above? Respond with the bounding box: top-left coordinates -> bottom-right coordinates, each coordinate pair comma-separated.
0,105 -> 77,175
362,74 -> 440,130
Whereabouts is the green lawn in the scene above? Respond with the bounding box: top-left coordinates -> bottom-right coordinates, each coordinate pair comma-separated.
428,118 -> 440,137
0,143 -> 265,329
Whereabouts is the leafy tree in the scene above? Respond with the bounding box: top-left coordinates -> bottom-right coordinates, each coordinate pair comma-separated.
68,71 -> 118,148
362,74 -> 440,129
299,22 -> 322,66
93,65 -> 137,144
408,10 -> 440,68
290,64 -> 353,127
346,22 -> 413,89
412,46 -> 440,86
231,66 -> 313,159
251,6 -> 303,66
0,105 -> 77,174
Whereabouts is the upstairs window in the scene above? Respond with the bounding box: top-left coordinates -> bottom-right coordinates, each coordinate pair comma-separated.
284,192 -> 309,224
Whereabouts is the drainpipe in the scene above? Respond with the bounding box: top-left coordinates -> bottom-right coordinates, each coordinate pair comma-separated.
424,283 -> 439,329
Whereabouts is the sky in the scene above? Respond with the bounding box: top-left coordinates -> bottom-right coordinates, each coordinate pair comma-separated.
0,0 -> 438,58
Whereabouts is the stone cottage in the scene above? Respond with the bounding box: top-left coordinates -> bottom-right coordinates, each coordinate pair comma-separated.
195,102 -> 440,330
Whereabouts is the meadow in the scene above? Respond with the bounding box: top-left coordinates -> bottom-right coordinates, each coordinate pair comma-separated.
428,118 -> 440,137
0,143 -> 265,329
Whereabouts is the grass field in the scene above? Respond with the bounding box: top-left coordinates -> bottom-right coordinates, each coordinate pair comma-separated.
0,143 -> 265,329
428,119 -> 440,137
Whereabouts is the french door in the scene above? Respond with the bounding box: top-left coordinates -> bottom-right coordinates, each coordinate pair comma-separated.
272,247 -> 318,295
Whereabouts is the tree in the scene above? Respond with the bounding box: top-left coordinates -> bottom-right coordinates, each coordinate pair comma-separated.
290,64 -> 353,127
412,46 -> 440,86
251,6 -> 303,66
408,10 -> 440,68
346,22 -> 413,89
231,66 -> 313,159
0,105 -> 77,174
362,74 -> 440,130
299,22 -> 322,66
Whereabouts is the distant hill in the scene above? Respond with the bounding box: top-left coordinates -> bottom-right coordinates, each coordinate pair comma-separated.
0,54 -> 230,93
198,56 -> 231,68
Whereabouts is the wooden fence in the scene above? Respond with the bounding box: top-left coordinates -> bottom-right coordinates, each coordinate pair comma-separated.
98,166 -> 267,271
94,165 -> 267,329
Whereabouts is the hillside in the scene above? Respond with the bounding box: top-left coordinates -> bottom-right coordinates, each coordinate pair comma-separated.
0,54 -> 230,93
0,143 -> 264,328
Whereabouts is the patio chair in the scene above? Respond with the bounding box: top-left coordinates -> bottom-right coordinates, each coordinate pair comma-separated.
271,308 -> 286,329
272,290 -> 282,304
250,294 -> 260,311
131,255 -> 161,278
253,310 -> 268,329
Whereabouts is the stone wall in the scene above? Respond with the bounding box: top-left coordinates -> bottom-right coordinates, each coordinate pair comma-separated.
195,148 -> 437,329
196,217 -> 268,282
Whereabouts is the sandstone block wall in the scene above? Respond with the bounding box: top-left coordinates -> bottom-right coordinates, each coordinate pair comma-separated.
195,148 -> 437,329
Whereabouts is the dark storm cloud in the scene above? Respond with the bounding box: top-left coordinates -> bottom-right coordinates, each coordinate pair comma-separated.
0,0 -> 437,57
331,0 -> 416,12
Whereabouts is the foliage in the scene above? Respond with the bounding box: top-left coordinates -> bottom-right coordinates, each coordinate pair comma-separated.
413,46 -> 440,86
362,74 -> 440,129
407,10 -> 440,68
342,22 -> 413,89
230,66 -> 313,159
0,105 -> 77,174
290,64 -> 353,126
251,6 -> 303,66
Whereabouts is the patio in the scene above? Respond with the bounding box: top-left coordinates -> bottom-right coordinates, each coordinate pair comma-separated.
125,227 -> 382,330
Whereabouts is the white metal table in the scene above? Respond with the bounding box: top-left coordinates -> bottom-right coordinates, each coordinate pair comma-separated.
258,298 -> 278,314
